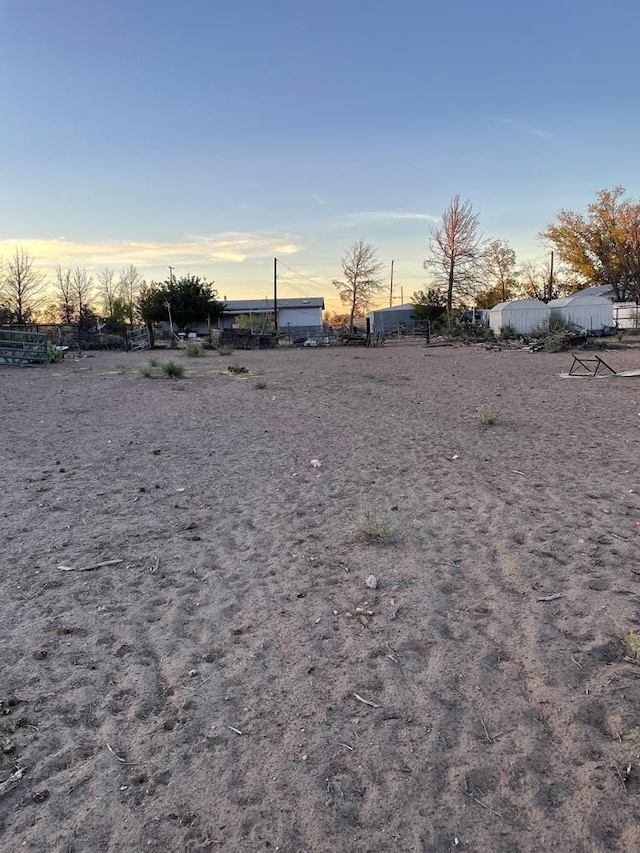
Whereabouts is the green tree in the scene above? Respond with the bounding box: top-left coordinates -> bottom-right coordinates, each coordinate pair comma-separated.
137,276 -> 225,345
476,240 -> 519,308
137,284 -> 165,347
101,296 -> 129,334
412,288 -> 446,324
333,240 -> 385,331
235,313 -> 274,333
425,196 -> 483,312
0,303 -> 14,325
541,187 -> 640,302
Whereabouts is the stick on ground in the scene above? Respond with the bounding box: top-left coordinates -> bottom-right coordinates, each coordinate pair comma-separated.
59,559 -> 124,572
353,693 -> 381,709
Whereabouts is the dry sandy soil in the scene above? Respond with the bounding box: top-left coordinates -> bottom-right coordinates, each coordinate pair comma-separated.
2,340 -> 640,852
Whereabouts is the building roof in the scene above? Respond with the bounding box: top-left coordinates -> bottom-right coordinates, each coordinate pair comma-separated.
490,299 -> 549,311
548,292 -> 613,308
367,303 -> 415,316
222,297 -> 324,313
570,284 -> 614,298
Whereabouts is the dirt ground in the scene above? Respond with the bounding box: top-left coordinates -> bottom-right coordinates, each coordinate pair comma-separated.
1,340 -> 640,852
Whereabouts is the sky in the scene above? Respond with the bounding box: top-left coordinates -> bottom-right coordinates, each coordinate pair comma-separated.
1,0 -> 639,314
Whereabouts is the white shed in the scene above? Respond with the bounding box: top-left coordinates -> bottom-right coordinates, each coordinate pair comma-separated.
547,292 -> 614,333
489,299 -> 551,336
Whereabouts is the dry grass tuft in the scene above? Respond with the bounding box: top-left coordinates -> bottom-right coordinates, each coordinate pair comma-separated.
474,403 -> 498,429
350,508 -> 396,545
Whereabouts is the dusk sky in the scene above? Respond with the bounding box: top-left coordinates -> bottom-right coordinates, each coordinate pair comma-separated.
2,0 -> 639,313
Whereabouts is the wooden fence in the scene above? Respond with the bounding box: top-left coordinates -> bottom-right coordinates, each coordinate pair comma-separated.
0,329 -> 49,366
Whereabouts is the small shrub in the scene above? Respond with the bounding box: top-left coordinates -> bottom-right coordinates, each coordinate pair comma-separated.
149,357 -> 159,366
47,341 -> 64,363
350,508 -> 396,545
474,403 -> 498,429
185,341 -> 204,358
253,379 -> 267,389
542,332 -> 572,353
162,360 -> 185,379
624,630 -> 640,661
138,362 -> 155,378
228,363 -> 249,375
500,324 -> 516,339
625,727 -> 640,744
218,346 -> 234,356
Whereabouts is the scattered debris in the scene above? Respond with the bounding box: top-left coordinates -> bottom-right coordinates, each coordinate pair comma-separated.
614,763 -> 632,793
31,789 -> 49,803
461,784 -> 503,818
310,459 -> 322,468
226,725 -> 243,736
0,767 -> 25,797
365,574 -> 378,589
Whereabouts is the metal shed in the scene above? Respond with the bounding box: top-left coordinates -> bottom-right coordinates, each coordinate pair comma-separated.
366,304 -> 416,335
547,292 -> 614,334
489,299 -> 551,336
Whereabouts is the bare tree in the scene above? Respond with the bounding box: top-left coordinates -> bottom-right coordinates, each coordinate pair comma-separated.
519,258 -> 574,301
425,196 -> 482,311
54,266 -> 76,324
71,268 -> 94,328
96,267 -> 118,316
0,248 -> 48,324
332,240 -> 384,331
118,265 -> 144,326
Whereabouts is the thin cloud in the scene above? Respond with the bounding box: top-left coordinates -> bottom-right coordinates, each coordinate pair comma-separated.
0,232 -> 303,271
340,211 -> 439,225
483,115 -> 554,141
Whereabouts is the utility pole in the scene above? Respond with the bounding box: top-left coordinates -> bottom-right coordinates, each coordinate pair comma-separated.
389,260 -> 394,307
548,251 -> 554,301
273,257 -> 278,331
168,266 -> 175,283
